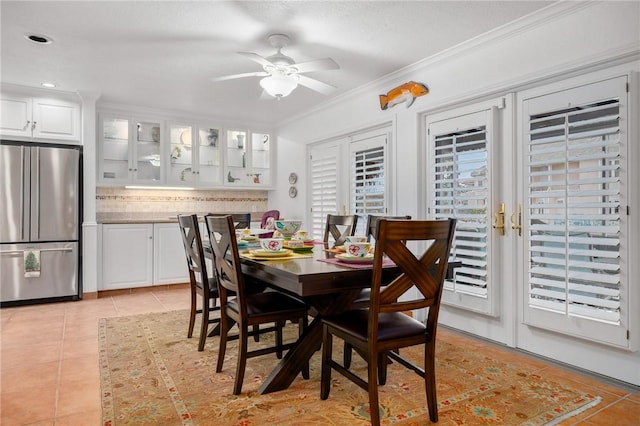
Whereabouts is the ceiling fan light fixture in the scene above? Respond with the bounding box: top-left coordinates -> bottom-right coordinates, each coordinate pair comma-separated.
260,74 -> 298,98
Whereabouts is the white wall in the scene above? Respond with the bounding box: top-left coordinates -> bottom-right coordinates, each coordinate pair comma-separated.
274,1 -> 640,385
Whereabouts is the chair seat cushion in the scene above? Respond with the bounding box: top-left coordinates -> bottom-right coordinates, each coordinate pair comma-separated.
228,291 -> 307,317
324,308 -> 426,342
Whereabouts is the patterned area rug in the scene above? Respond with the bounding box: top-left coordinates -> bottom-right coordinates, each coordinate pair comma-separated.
99,310 -> 600,425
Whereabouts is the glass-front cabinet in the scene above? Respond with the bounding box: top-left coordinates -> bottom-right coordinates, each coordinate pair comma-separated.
225,129 -> 271,186
100,116 -> 161,184
167,122 -> 222,186
98,112 -> 272,188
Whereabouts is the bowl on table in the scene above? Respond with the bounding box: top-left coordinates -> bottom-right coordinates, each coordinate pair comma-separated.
274,220 -> 302,240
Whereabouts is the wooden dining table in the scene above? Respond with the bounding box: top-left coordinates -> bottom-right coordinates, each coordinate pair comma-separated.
205,242 -> 400,394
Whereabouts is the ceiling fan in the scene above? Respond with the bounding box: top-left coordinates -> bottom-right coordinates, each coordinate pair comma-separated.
211,33 -> 340,98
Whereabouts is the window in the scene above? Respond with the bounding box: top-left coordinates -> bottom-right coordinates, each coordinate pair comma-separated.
521,75 -> 630,348
427,107 -> 498,315
350,134 -> 387,235
309,143 -> 340,240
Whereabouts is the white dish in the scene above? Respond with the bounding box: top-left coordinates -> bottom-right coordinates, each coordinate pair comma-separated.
249,249 -> 292,258
336,253 -> 374,263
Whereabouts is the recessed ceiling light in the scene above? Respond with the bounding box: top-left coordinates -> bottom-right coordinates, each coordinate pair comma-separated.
41,82 -> 56,88
25,33 -> 53,44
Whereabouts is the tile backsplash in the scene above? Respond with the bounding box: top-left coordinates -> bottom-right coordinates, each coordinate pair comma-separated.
96,187 -> 267,219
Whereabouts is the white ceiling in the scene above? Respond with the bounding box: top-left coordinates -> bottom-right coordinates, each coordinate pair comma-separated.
1,1 -> 553,125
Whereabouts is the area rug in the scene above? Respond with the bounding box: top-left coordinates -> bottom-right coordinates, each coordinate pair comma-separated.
99,310 -> 601,425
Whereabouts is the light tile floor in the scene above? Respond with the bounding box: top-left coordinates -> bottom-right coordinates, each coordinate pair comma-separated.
1,285 -> 638,425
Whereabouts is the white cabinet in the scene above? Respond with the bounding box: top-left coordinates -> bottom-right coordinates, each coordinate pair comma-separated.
153,223 -> 189,284
167,122 -> 223,187
101,224 -> 153,290
0,94 -> 80,142
225,129 -> 272,187
99,115 -> 162,184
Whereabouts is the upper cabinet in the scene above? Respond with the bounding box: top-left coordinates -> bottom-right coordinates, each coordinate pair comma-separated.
167,122 -> 222,187
0,93 -> 80,143
225,129 -> 271,187
98,111 -> 273,189
99,115 -> 162,184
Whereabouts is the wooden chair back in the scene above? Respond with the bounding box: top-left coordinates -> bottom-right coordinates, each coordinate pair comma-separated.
177,214 -> 209,293
371,218 -> 456,335
323,214 -> 358,247
205,215 -> 246,314
365,214 -> 412,242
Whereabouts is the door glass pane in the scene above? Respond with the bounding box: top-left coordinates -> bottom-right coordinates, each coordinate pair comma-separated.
198,127 -> 221,185
102,118 -> 129,181
251,132 -> 270,185
136,121 -> 161,182
226,130 -> 247,184
168,124 -> 193,183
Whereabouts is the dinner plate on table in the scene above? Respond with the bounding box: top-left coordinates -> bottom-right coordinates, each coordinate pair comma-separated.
283,244 -> 314,253
336,253 -> 374,263
249,249 -> 293,258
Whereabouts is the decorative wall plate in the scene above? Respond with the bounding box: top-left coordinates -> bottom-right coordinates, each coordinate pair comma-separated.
289,186 -> 298,198
288,172 -> 298,184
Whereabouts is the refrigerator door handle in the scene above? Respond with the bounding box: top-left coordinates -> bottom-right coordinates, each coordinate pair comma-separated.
31,147 -> 40,241
0,247 -> 73,254
20,146 -> 26,241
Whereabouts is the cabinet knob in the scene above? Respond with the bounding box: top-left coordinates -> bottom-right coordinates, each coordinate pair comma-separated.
31,121 -> 37,131
24,120 -> 31,131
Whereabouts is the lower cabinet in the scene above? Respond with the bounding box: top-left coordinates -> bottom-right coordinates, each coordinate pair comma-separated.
100,223 -> 188,291
153,223 -> 189,284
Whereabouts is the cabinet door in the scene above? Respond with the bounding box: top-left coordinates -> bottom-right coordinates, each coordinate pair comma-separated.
102,224 -> 153,290
32,99 -> 80,141
225,129 -> 249,185
134,120 -> 161,183
250,131 -> 271,186
196,125 -> 222,186
0,95 -> 31,138
100,116 -> 131,183
153,223 -> 189,284
167,123 -> 195,184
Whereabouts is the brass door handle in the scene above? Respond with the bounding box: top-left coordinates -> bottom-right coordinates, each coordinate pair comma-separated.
492,203 -> 505,236
510,204 -> 522,236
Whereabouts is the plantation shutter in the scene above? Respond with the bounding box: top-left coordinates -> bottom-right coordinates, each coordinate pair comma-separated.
350,134 -> 387,235
428,108 -> 495,314
309,144 -> 340,240
522,76 -> 629,348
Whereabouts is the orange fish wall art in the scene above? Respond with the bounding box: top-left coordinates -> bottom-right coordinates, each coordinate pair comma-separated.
379,81 -> 429,110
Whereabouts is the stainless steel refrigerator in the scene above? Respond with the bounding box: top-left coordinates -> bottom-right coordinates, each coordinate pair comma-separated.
0,141 -> 82,306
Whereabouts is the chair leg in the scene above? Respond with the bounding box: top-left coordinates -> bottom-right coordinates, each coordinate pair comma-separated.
368,351 -> 381,426
320,326 -> 333,400
377,353 -> 388,385
187,289 -> 197,338
216,311 -> 229,373
233,324 -> 249,395
343,342 -> 353,368
198,301 -> 210,351
425,342 -> 438,422
253,324 -> 260,342
275,320 -> 284,359
300,316 -> 309,380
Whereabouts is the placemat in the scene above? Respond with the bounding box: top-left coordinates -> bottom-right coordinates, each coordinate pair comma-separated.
240,251 -> 313,261
318,256 -> 396,269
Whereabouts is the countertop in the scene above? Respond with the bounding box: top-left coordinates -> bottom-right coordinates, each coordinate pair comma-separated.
97,212 -> 264,224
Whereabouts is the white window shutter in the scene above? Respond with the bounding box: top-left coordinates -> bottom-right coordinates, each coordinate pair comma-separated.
309,144 -> 339,240
350,134 -> 387,235
522,76 -> 629,348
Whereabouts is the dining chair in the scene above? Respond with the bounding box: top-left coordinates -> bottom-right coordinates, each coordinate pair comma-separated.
205,214 -> 310,395
322,214 -> 358,247
177,214 -> 220,351
343,214 -> 412,369
320,218 -> 456,425
259,209 -> 280,238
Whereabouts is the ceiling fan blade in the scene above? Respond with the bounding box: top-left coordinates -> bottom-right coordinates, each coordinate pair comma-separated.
297,75 -> 337,95
291,57 -> 340,73
211,71 -> 269,82
238,52 -> 275,68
